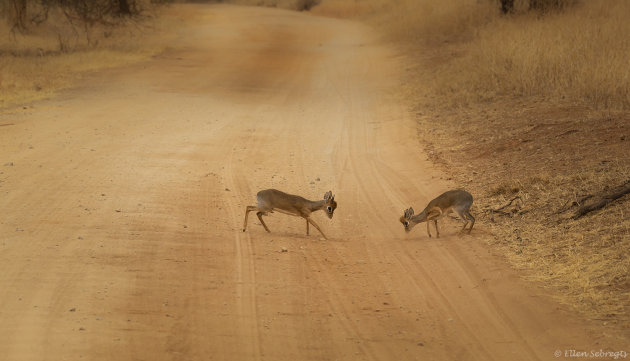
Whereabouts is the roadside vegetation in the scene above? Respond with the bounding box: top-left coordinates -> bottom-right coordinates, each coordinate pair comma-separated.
314,0 -> 630,327
225,0 -> 320,11
0,0 -> 173,107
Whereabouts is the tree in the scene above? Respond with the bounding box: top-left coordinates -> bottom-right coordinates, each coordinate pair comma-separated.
498,0 -> 577,15
118,0 -> 131,15
5,0 -> 28,31
1,0 -> 155,31
500,0 -> 514,14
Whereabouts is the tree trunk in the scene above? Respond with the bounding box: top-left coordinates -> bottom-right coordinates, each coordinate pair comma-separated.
572,181 -> 630,219
500,0 -> 514,14
10,0 -> 28,31
118,0 -> 132,15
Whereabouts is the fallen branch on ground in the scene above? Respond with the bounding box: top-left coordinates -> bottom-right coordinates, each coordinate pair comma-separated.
572,180 -> 630,219
485,196 -> 524,222
555,194 -> 594,215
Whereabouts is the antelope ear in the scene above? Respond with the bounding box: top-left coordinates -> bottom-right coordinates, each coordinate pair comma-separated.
404,207 -> 414,218
324,191 -> 331,202
331,195 -> 335,201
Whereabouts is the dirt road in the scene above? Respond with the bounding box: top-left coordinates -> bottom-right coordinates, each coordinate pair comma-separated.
1,4 -> 627,361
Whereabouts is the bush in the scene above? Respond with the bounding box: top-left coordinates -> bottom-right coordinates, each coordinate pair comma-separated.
0,0 -> 161,33
296,0 -> 319,11
444,0 -> 630,109
529,0 -> 578,13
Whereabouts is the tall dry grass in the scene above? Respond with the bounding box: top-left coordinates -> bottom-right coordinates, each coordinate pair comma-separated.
315,0 -> 494,44
317,0 -> 630,110
0,7 -> 172,108
441,0 -> 630,110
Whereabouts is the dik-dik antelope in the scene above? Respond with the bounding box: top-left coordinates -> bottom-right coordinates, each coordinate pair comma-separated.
243,189 -> 337,239
400,189 -> 475,237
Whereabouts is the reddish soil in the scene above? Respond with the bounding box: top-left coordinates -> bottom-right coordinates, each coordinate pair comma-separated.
0,4 -> 627,360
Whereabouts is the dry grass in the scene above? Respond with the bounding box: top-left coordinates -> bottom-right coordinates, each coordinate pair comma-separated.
317,0 -> 630,111
436,1 -> 630,110
484,168 -> 630,320
314,0 -> 494,43
0,7 -> 174,108
457,104 -> 630,322
318,0 -> 630,327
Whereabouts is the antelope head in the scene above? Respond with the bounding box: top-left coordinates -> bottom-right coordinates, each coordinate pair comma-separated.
323,191 -> 337,219
400,207 -> 415,232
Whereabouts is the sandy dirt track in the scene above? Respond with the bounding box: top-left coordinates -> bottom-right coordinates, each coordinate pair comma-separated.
1,5 -> 627,361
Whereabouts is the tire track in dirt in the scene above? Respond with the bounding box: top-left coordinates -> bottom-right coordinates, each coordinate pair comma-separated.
308,21 -> 495,359
346,140 -> 544,360
393,249 -> 499,360
306,248 -> 381,361
220,137 -> 263,360
339,125 -> 498,358
313,31 -> 588,358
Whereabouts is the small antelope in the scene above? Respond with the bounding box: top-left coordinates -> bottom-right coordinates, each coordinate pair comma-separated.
400,189 -> 475,238
243,189 -> 337,239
